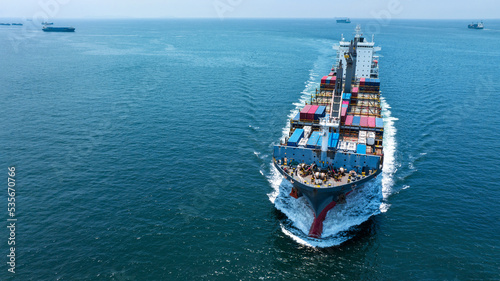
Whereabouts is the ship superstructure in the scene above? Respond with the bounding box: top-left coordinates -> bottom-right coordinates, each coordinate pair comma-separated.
336,25 -> 381,78
272,26 -> 384,238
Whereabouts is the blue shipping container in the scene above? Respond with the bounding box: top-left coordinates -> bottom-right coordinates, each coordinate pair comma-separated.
287,129 -> 304,147
329,139 -> 338,150
306,131 -> 320,148
357,144 -> 367,155
352,116 -> 361,126
317,133 -> 325,147
376,117 -> 384,128
314,106 -> 326,120
292,112 -> 300,122
328,133 -> 339,150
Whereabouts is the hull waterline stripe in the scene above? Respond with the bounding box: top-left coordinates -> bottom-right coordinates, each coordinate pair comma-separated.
308,200 -> 337,238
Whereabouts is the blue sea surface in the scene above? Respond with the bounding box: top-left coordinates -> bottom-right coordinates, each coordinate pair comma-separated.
1,19 -> 500,280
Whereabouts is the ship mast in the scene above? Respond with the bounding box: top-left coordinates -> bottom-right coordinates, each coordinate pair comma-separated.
329,60 -> 343,127
344,26 -> 361,93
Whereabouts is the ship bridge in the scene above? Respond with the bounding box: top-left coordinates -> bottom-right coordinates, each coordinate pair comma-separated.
335,25 -> 380,79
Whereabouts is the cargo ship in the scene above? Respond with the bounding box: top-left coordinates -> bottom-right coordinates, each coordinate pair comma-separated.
468,22 -> 484,29
336,18 -> 351,24
273,25 -> 384,238
42,26 -> 75,32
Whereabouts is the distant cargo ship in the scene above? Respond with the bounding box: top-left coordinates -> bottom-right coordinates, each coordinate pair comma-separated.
42,22 -> 54,25
42,26 -> 75,32
273,25 -> 383,239
468,22 -> 484,29
336,18 -> 351,24
12,23 -> 23,26
0,23 -> 11,26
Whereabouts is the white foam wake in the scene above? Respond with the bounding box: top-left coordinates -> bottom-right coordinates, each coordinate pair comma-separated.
266,69 -> 398,248
379,96 -> 398,213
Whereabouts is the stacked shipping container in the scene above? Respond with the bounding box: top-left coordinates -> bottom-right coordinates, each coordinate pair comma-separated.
299,105 -> 327,122
320,75 -> 337,91
287,129 -> 304,147
306,131 -> 321,148
359,78 -> 380,93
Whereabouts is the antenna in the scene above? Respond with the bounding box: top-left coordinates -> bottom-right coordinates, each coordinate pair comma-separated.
355,24 -> 362,38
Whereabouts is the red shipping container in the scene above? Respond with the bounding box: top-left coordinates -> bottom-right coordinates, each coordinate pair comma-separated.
300,105 -> 312,120
345,115 -> 353,126
360,116 -> 368,127
368,117 -> 376,128
352,87 -> 359,94
341,107 -> 347,117
321,76 -> 327,84
330,76 -> 337,85
307,105 -> 319,120
342,101 -> 349,105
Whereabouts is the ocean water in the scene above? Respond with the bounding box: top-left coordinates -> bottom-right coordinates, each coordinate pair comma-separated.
1,19 -> 499,280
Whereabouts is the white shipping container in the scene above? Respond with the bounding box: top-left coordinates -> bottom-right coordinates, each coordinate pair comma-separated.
339,141 -> 348,150
303,126 -> 312,138
347,142 -> 357,152
298,138 -> 308,147
367,131 -> 376,145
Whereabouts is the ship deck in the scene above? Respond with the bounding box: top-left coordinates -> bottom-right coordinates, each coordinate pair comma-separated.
287,76 -> 384,156
279,163 -> 376,188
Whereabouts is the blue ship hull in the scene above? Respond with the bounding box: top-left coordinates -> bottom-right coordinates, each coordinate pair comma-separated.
43,27 -> 75,32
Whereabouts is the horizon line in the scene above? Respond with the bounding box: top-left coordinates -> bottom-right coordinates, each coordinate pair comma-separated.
0,16 -> 498,20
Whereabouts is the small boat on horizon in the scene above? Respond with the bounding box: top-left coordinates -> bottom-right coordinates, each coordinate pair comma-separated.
41,22 -> 54,25
336,18 -> 351,24
468,21 -> 484,29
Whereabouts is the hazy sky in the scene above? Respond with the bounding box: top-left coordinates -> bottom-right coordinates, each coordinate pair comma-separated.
1,0 -> 498,19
